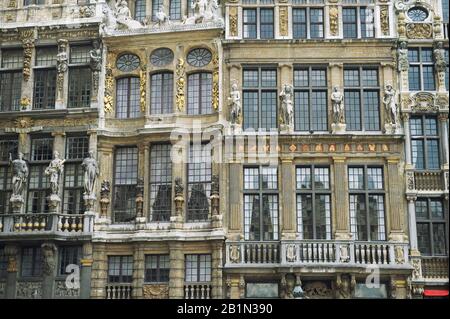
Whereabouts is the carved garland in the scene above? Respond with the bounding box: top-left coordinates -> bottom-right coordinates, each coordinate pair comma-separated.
19,29 -> 35,82
406,23 -> 433,39
329,6 -> 339,36
380,6 -> 390,35
279,6 -> 288,37
229,7 -> 238,37
140,64 -> 147,113
175,58 -> 186,112
212,53 -> 219,111
104,53 -> 115,114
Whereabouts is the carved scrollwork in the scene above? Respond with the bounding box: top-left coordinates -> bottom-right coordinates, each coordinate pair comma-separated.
143,284 -> 169,299
279,6 -> 288,36
329,6 -> 339,36
229,6 -> 238,37
229,245 -> 240,263
406,23 -> 433,39
175,58 -> 186,112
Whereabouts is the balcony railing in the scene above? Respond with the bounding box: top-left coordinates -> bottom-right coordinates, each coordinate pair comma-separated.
0,213 -> 94,237
105,283 -> 133,299
184,283 -> 212,299
414,171 -> 445,192
225,241 -> 409,267
421,257 -> 449,279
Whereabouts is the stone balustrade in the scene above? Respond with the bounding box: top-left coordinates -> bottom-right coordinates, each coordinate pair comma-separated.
0,213 -> 94,237
421,257 -> 449,279
225,240 -> 410,267
105,283 -> 133,299
414,171 -> 445,192
184,283 -> 212,299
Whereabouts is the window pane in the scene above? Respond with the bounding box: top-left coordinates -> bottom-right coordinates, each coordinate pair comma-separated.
367,168 -> 383,190
244,167 -> 259,190
345,91 -> 361,130
360,7 -> 375,38
70,46 -> 91,64
260,91 -> 277,129
0,72 -> 22,111
426,139 -> 440,169
310,9 -> 324,38
411,140 -> 424,169
261,167 -> 277,190
315,194 -> 331,239
36,48 -> 57,67
114,148 -> 138,222
350,194 -> 367,241
187,144 -> 211,221
430,200 -> 443,219
424,117 -> 438,136
150,144 -> 172,222
408,66 -> 421,91
294,69 -> 309,87
116,77 -> 140,119
343,8 -> 357,38
415,199 -> 428,219
243,91 -> 258,130
422,65 -> 435,90
362,69 -> 378,86
311,91 -> 327,131
344,69 -> 359,87
187,73 -> 212,115
294,91 -> 309,131
68,67 -> 92,108
348,167 -> 364,189
417,223 -> 431,255
433,223 -> 447,255
410,117 -> 423,136
368,195 -> 385,241
244,194 -> 260,240
293,8 -> 307,39
260,9 -> 274,39
314,167 -> 330,189
243,69 -> 259,87
363,91 -> 380,131
243,9 -> 257,39
1,49 -> 23,68
151,72 -> 173,114
33,69 -> 57,109
262,194 -> 278,240
297,194 -> 313,239
296,167 -> 312,189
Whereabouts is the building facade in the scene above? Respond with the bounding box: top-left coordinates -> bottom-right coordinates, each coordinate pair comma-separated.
0,0 -> 448,299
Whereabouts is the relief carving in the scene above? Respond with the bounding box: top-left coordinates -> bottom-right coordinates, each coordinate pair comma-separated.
229,7 -> 238,37
279,6 -> 288,36
20,29 -> 35,82
175,58 -> 186,112
140,64 -> 147,113
143,284 -> 169,299
303,281 -> 333,299
329,6 -> 339,36
406,23 -> 432,39
54,281 -> 80,297
380,6 -> 389,35
16,281 -> 42,299
104,54 -> 115,113
212,53 -> 219,110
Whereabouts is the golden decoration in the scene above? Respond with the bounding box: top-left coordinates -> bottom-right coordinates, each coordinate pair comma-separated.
406,23 -> 432,39
229,7 -> 238,37
368,144 -> 376,152
19,29 -> 35,82
301,144 -> 309,152
279,6 -> 288,37
140,64 -> 147,113
382,144 -> 389,152
380,6 -> 389,36
19,97 -> 31,109
104,56 -> 115,114
143,285 -> 169,299
329,144 -> 336,152
315,144 -> 323,152
356,144 -> 364,152
175,58 -> 186,112
7,257 -> 17,273
329,6 -> 339,36
14,117 -> 34,129
289,144 -> 297,152
212,53 -> 219,110
344,144 -> 351,152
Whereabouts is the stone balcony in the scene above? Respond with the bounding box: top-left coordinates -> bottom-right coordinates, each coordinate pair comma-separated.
184,282 -> 212,299
421,257 -> 449,280
0,213 -> 94,240
225,240 -> 411,269
406,169 -> 449,195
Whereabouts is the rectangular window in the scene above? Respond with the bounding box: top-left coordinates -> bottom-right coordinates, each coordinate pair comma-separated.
310,8 -> 324,38
68,45 -> 92,108
292,8 -> 307,39
58,246 -> 81,276
0,49 -> 23,112
116,77 -> 141,119
27,137 -> 53,214
349,166 -> 386,241
187,143 -> 211,222
0,138 -> 18,214
443,0 -> 449,23
243,166 -> 279,241
343,8 -> 357,38
170,0 -> 181,20
243,67 -> 277,130
294,67 -> 328,131
410,116 -> 440,170
151,72 -> 174,114
33,47 -> 57,110
344,66 -> 380,131
243,8 -> 257,39
260,8 -> 274,39
21,247 -> 42,277
63,136 -> 89,214
145,254 -> 170,282
187,72 -> 212,115
113,147 -> 138,223
108,256 -> 133,283
185,254 -> 211,282
135,0 -> 147,21
416,198 -> 447,256
150,144 -> 172,222
0,247 -> 7,278
408,48 -> 436,91
24,0 -> 45,5
296,166 -> 331,239
152,0 -> 163,21
343,6 -> 374,38
360,7 -> 375,38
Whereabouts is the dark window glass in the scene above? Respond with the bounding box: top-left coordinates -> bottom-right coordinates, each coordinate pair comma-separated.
344,66 -> 380,131
310,8 -> 324,38
116,77 -> 141,119
24,0 -> 45,5
260,8 -> 274,39
349,166 -> 386,241
294,67 -> 327,131
187,143 -> 211,222
33,69 -> 57,109
0,247 -> 7,278
243,166 -> 279,241
0,71 -> 22,111
185,254 -> 211,282
108,256 -> 133,283
21,247 -> 42,277
360,7 -> 375,38
151,72 -> 173,114
410,116 -> 440,169
145,255 -> 170,282
0,139 -> 18,214
343,8 -> 357,38
242,68 -> 277,130
113,147 -> 138,223
416,198 -> 447,256
170,0 -> 181,20
296,166 -> 331,239
58,246 -> 81,276
187,72 -> 212,115
135,0 -> 147,21
150,144 -> 172,222
68,67 -> 91,108
408,48 -> 436,91
243,9 -> 257,39
292,8 -> 307,39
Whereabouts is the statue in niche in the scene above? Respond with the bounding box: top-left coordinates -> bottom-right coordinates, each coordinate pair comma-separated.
383,82 -> 399,127
279,84 -> 294,127
113,0 -> 143,29
82,151 -> 100,198
331,86 -> 344,124
397,41 -> 409,72
228,82 -> 241,124
9,152 -> 28,200
45,151 -> 65,196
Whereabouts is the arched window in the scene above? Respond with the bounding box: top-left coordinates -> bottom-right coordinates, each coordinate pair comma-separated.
151,72 -> 173,114
187,72 -> 212,115
116,77 -> 141,119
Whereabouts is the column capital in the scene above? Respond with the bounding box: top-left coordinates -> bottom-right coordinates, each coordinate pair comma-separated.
438,113 -> 449,121
80,258 -> 94,267
333,156 -> 346,163
51,131 -> 66,137
406,195 -> 417,202
280,155 -> 294,163
386,157 -> 400,164
329,62 -> 343,68
401,112 -> 410,122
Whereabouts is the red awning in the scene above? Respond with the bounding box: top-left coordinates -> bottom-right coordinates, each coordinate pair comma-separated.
423,289 -> 449,297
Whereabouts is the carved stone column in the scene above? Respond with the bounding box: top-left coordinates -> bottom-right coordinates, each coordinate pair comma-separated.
226,274 -> 244,299
41,243 -> 57,299
171,142 -> 185,229
438,113 -> 449,167
210,175 -> 222,229
168,242 -> 184,299
80,242 -> 93,299
211,242 -> 223,299
90,243 -> 108,299
4,245 -> 18,299
333,156 -> 351,239
19,28 -> 35,111
407,196 -> 419,253
386,157 -> 405,241
56,39 -> 69,108
390,276 -> 408,299
132,244 -> 145,299
281,155 -> 296,239
228,161 -> 242,240
98,145 -> 113,221
402,113 -> 412,166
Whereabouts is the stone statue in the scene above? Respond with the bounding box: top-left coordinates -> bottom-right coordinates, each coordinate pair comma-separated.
175,177 -> 184,197
383,82 -> 399,126
228,82 -> 241,124
184,0 -> 221,24
89,40 -> 102,72
114,0 -> 143,29
81,151 -> 99,198
397,41 -> 409,72
9,152 -> 28,199
155,5 -> 171,26
434,42 -> 447,73
45,151 -> 65,196
279,84 -> 294,127
331,86 -> 345,124
56,39 -> 68,74
41,243 -> 57,276
336,274 -> 351,299
101,3 -> 118,33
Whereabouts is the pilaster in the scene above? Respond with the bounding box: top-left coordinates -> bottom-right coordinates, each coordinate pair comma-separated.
168,242 -> 184,299
333,156 -> 351,239
280,155 -> 296,238
386,157 -> 405,241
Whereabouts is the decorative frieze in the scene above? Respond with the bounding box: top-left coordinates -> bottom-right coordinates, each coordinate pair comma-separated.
56,39 -> 69,97
104,53 -> 115,114
16,281 -> 42,299
212,53 -> 219,111
140,64 -> 147,113
39,28 -> 99,41
54,280 -> 80,298
143,285 -> 169,299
